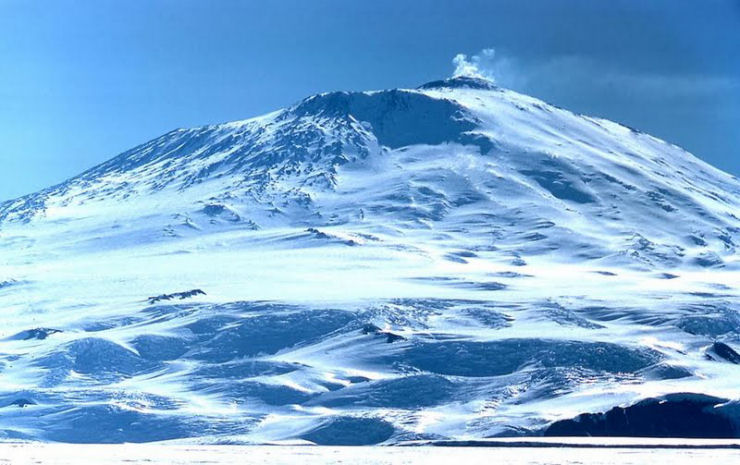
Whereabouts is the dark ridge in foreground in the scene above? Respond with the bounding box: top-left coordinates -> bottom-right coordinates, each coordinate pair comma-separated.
406,439 -> 740,449
544,393 -> 740,438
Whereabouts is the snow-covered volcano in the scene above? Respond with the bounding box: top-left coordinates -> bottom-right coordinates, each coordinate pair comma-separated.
0,76 -> 738,443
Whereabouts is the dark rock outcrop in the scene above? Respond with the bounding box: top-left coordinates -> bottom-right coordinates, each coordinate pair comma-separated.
147,289 -> 206,304
708,342 -> 740,364
9,328 -> 62,341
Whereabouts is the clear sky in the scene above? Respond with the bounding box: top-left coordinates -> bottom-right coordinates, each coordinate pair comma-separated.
1,0 -> 738,201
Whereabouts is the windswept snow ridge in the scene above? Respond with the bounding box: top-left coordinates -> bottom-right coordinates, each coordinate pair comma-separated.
0,76 -> 738,443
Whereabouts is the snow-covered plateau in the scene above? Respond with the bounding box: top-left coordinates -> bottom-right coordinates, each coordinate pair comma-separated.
0,76 -> 738,443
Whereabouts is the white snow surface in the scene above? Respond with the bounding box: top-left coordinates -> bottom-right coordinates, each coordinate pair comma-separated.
1,443 -> 739,465
0,76 -> 738,443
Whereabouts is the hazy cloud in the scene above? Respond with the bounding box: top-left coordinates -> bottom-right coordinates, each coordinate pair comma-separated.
531,55 -> 740,99
451,48 -> 739,99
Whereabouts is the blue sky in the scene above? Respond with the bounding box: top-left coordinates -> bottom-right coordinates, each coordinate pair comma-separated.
1,0 -> 738,200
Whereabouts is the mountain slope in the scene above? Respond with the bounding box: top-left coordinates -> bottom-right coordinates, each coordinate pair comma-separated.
2,76 -> 738,267
0,76 -> 738,443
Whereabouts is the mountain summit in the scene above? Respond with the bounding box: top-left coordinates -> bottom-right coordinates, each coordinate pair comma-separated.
0,80 -> 738,443
418,75 -> 499,90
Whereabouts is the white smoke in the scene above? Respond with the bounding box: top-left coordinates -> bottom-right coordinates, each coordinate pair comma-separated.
452,48 -> 497,81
